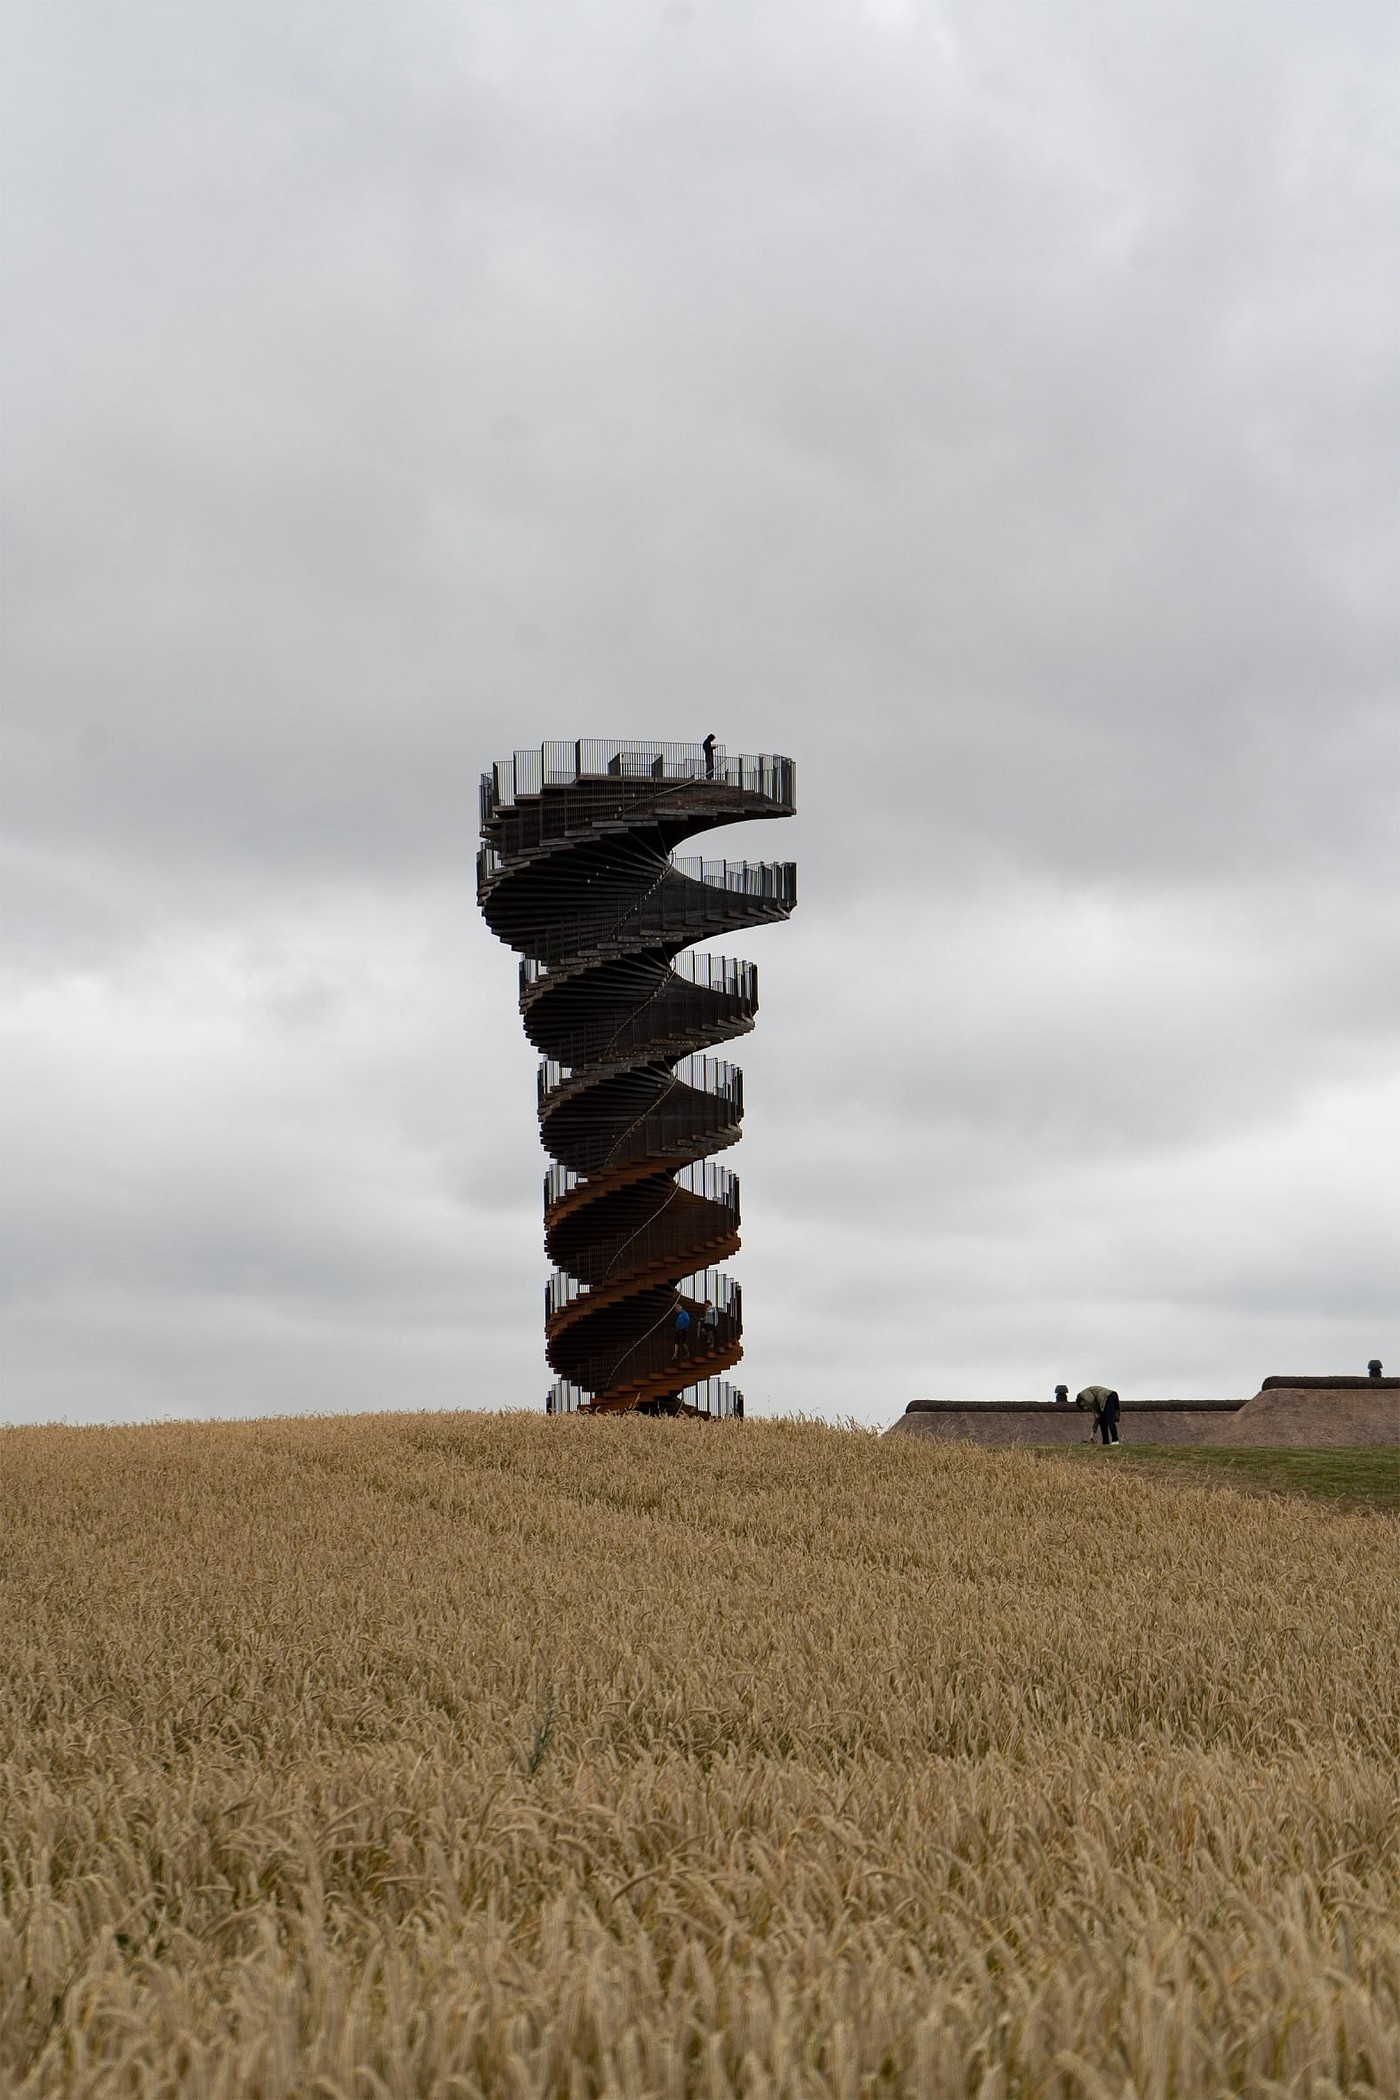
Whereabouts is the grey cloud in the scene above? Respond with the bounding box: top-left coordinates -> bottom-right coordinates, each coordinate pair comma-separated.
3,0 -> 1396,1421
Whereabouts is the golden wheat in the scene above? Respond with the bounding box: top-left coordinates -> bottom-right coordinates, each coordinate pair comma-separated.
2,1411 -> 1397,2098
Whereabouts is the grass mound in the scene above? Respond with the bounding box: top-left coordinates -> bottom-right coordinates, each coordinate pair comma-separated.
1060,1441 -> 1399,1512
3,1412 -> 1397,2097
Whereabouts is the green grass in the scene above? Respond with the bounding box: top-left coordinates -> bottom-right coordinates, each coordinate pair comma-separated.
1059,1442 -> 1399,1513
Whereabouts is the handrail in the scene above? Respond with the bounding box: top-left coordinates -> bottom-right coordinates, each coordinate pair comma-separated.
548,1260 -> 742,1318
481,741 -> 795,823
489,882 -> 793,972
597,1177 -> 685,1282
547,1374 -> 745,1419
545,1182 -> 687,1312
516,903 -> 776,974
482,844 -> 795,915
578,1265 -> 741,1384
544,1156 -> 737,1215
589,949 -> 756,1065
590,1071 -> 681,1177
668,858 -> 798,904
544,1184 -> 741,1309
544,1161 -> 580,1208
522,951 -> 756,998
539,1052 -> 743,1115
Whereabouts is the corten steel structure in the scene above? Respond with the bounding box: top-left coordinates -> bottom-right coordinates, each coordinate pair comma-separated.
478,738 -> 797,1417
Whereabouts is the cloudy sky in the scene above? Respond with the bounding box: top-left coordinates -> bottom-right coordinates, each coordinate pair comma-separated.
5,0 -> 1396,1427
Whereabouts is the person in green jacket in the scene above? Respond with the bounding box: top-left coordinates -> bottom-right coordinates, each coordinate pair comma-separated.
1076,1385 -> 1121,1445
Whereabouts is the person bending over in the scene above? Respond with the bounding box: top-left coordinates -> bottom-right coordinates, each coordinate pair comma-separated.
1076,1384 -> 1121,1445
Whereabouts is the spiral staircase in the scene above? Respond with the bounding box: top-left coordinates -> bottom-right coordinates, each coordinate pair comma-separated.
478,738 -> 797,1416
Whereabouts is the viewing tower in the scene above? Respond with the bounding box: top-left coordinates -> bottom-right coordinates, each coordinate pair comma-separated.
478,738 -> 797,1416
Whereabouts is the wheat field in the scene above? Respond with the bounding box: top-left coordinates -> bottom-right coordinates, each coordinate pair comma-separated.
2,1411 -> 1397,2099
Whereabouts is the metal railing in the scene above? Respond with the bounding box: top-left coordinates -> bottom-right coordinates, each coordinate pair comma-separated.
544,1161 -> 582,1209
546,1272 -> 586,1318
543,1156 -> 738,1215
669,858 -> 798,905
544,1177 -> 741,1312
611,1109 -> 736,1169
673,1054 -> 741,1102
678,1267 -> 741,1315
537,1057 -> 571,1105
597,1266 -> 740,1373
482,741 -> 795,824
494,880 -> 793,973
484,847 -> 793,912
678,952 -> 757,999
592,1068 -> 683,1173
539,1051 -> 742,1116
520,949 -> 755,999
677,1160 -> 739,1207
554,1266 -> 741,1391
545,1376 -> 743,1418
549,961 -> 758,1073
498,882 -> 793,968
687,1377 -> 745,1419
544,1100 -> 741,1184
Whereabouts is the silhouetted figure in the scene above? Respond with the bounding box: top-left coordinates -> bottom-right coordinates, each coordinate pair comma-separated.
1077,1385 -> 1121,1445
702,733 -> 717,777
1369,1359 -> 1383,1378
1054,1384 -> 1069,1405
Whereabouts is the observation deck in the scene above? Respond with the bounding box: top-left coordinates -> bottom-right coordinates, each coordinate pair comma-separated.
478,738 -> 796,1415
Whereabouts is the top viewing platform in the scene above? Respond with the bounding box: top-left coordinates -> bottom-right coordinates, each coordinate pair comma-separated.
479,739 -> 796,828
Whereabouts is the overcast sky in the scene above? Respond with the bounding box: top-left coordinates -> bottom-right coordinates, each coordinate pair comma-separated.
4,0 -> 1397,1428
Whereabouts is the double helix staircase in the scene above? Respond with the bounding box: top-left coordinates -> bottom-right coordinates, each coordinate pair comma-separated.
478,739 -> 797,1415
